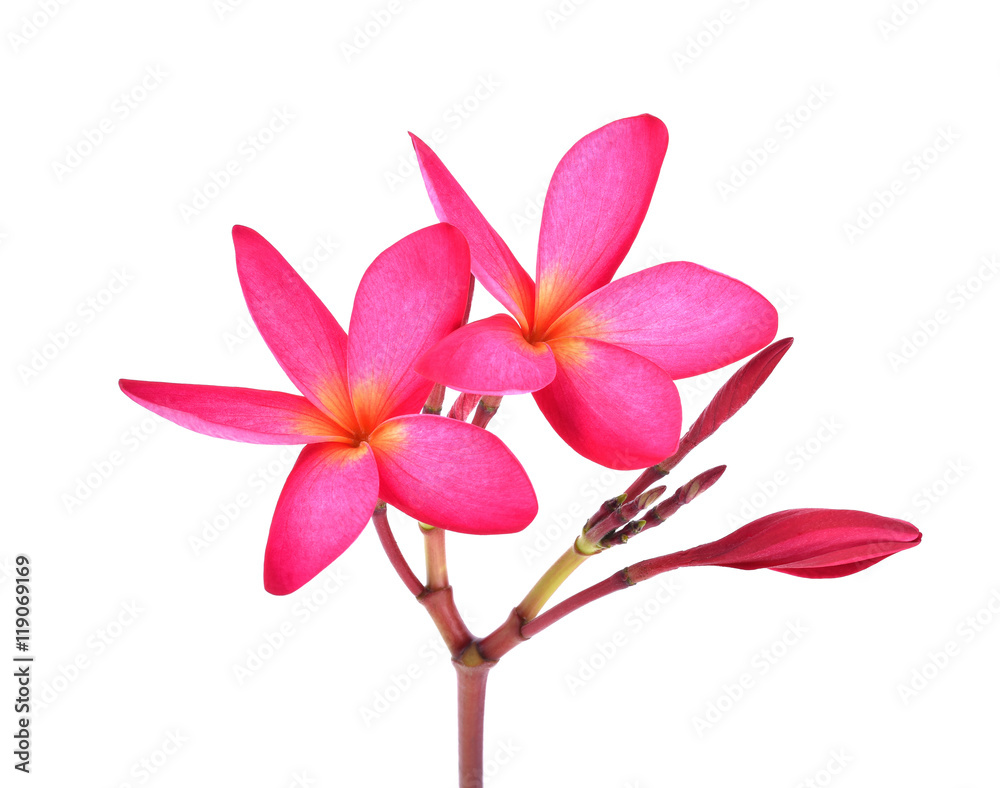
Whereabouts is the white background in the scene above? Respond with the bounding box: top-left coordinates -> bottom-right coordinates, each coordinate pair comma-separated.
3,1 -> 998,786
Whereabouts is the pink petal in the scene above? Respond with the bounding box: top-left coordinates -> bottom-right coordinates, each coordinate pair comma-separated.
549,261 -> 779,379
348,224 -> 471,432
233,226 -> 356,432
410,133 -> 535,328
369,415 -> 537,534
535,115 -> 668,330
264,442 -> 379,595
532,337 -> 681,470
415,314 -> 557,395
119,380 -> 348,444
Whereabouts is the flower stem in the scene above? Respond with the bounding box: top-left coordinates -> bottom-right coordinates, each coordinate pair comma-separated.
422,383 -> 447,415
421,522 -> 449,590
421,586 -> 474,656
622,465 -> 669,502
471,395 -> 503,429
522,552 -> 691,639
521,570 -> 636,638
455,646 -> 494,788
373,504 -> 473,655
516,545 -> 589,621
372,502 -> 423,596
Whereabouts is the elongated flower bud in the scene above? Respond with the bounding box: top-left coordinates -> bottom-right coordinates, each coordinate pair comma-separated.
659,337 -> 793,474
448,392 -> 481,421
632,509 -> 921,581
646,465 -> 726,524
604,466 -> 726,547
523,510 -> 920,639
582,486 -> 667,550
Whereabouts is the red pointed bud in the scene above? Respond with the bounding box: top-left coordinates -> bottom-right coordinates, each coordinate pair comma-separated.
604,467 -> 726,547
645,465 -> 726,526
581,489 -> 663,550
634,485 -> 667,511
584,493 -> 628,531
447,392 -> 481,421
631,509 -> 921,581
659,338 -> 793,473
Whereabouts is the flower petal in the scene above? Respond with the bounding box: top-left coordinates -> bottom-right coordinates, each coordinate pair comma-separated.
532,337 -> 681,470
263,442 -> 379,595
535,115 -> 668,330
369,415 -> 537,535
415,314 -> 557,395
348,224 -> 471,432
233,226 -> 356,432
410,133 -> 535,327
549,261 -> 779,379
119,380 -> 347,444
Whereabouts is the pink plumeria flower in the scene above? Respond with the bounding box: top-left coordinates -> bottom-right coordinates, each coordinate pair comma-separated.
411,115 -> 779,470
121,224 -> 537,595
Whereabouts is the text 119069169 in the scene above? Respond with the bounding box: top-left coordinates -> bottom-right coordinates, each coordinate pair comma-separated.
13,555 -> 31,774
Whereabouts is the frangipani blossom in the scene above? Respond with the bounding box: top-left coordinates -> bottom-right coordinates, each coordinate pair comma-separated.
410,115 -> 779,470
121,224 -> 537,595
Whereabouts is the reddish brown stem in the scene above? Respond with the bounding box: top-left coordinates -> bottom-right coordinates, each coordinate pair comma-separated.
373,504 -> 473,656
584,493 -> 627,530
371,502 -> 423,596
522,570 -> 637,638
478,610 -> 527,661
523,553 -> 693,638
471,395 -> 503,429
421,587 -> 474,656
455,655 -> 493,788
422,383 -> 447,415
623,466 -> 669,502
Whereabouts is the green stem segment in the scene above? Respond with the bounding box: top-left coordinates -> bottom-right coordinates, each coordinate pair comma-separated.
517,545 -> 590,621
422,523 -> 449,590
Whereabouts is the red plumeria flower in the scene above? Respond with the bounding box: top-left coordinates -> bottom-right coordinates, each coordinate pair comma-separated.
121,224 -> 537,595
411,115 -> 779,470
